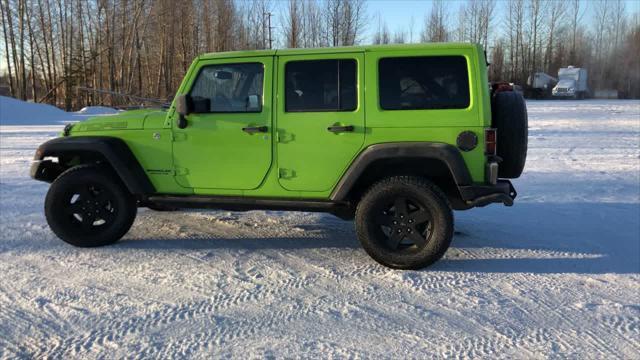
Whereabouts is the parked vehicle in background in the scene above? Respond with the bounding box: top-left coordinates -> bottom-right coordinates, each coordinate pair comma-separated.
30,43 -> 528,270
552,66 -> 589,99
525,72 -> 558,99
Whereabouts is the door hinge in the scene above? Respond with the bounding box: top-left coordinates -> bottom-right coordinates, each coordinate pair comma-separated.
276,130 -> 295,143
172,132 -> 187,141
278,168 -> 296,179
175,167 -> 189,176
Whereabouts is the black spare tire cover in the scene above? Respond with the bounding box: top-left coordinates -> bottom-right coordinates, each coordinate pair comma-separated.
491,91 -> 528,178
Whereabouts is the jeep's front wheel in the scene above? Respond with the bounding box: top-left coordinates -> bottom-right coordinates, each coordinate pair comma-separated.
355,176 -> 453,270
45,165 -> 137,247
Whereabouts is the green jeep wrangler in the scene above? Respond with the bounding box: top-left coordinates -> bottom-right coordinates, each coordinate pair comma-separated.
31,43 -> 527,269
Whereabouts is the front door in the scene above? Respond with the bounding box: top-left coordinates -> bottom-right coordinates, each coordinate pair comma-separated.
172,57 -> 273,190
276,53 -> 365,192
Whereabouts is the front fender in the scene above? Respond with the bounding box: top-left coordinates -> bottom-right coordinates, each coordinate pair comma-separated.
32,136 -> 155,195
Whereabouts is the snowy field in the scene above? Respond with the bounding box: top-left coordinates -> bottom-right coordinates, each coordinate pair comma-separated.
0,100 -> 639,358
0,95 -> 119,125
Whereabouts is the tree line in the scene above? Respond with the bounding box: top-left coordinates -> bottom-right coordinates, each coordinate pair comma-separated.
1,0 -> 639,111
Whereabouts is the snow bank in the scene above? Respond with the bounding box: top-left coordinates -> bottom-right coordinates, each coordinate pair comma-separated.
76,106 -> 120,115
0,96 -> 118,125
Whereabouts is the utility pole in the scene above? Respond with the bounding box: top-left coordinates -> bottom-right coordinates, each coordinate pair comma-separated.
265,12 -> 273,49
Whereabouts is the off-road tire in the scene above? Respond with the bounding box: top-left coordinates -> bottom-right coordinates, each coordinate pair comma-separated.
45,165 -> 137,247
492,91 -> 528,178
355,176 -> 454,270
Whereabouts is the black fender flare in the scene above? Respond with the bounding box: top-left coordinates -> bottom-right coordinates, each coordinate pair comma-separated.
329,142 -> 473,201
33,136 -> 155,195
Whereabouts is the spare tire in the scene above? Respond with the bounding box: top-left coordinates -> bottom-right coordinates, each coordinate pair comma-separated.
491,91 -> 528,178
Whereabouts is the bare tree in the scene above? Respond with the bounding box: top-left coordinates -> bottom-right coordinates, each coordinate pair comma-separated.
526,0 -> 547,73
454,3 -> 466,42
392,29 -> 405,44
408,16 -> 415,43
326,0 -> 367,46
620,22 -> 640,97
17,0 -> 27,100
422,0 -> 448,42
0,0 -> 15,97
372,13 -> 390,45
544,0 -> 565,73
593,0 -> 610,65
342,0 -> 367,45
506,0 -> 525,82
301,0 -> 327,47
457,0 -> 494,48
241,0 -> 271,50
609,0 -> 627,49
489,40 -> 505,81
478,0 -> 495,48
568,0 -> 584,65
283,0 -> 302,48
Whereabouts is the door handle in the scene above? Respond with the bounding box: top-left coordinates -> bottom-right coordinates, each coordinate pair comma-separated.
242,126 -> 268,134
327,125 -> 354,133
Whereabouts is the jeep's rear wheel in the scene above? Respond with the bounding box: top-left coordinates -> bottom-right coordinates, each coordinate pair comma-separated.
355,176 -> 453,269
45,165 -> 137,247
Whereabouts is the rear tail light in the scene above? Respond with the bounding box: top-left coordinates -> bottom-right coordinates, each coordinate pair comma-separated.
485,128 -> 497,156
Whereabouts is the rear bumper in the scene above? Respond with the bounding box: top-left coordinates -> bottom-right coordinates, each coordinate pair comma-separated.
458,180 -> 517,208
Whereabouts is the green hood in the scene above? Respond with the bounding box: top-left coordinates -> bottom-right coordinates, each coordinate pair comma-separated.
72,108 -> 167,132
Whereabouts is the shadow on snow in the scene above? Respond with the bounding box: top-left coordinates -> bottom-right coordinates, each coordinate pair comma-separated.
110,201 -> 640,275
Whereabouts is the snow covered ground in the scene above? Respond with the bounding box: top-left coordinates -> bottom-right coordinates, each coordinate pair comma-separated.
0,96 -> 119,125
0,100 -> 639,358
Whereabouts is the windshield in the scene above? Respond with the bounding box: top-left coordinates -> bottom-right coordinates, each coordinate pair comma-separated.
556,79 -> 575,88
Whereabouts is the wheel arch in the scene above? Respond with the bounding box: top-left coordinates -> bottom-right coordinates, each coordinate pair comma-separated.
330,143 -> 474,210
32,136 -> 155,195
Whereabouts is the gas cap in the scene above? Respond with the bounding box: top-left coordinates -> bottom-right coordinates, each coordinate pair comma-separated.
457,131 -> 478,152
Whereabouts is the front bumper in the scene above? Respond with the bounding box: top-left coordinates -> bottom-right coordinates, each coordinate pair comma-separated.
552,91 -> 576,97
459,180 -> 517,208
30,160 -> 63,182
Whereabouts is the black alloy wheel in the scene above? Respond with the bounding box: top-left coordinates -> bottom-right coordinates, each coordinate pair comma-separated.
63,183 -> 118,232
45,165 -> 137,247
355,176 -> 454,269
375,196 -> 434,252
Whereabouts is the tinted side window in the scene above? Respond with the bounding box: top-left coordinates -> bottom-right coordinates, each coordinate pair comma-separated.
379,56 -> 470,110
190,63 -> 263,113
285,59 -> 356,112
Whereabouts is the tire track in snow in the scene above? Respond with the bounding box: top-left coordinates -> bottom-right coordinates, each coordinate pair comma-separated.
498,275 -> 628,357
113,296 -> 329,359
37,257 -> 318,358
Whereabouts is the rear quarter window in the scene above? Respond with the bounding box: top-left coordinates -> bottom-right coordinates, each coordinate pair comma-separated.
378,56 -> 470,110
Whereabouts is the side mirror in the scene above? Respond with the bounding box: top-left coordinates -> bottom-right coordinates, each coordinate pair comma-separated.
176,95 -> 189,116
247,94 -> 261,112
175,95 -> 189,129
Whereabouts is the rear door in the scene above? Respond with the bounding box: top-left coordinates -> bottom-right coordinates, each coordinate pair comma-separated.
276,53 -> 365,192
